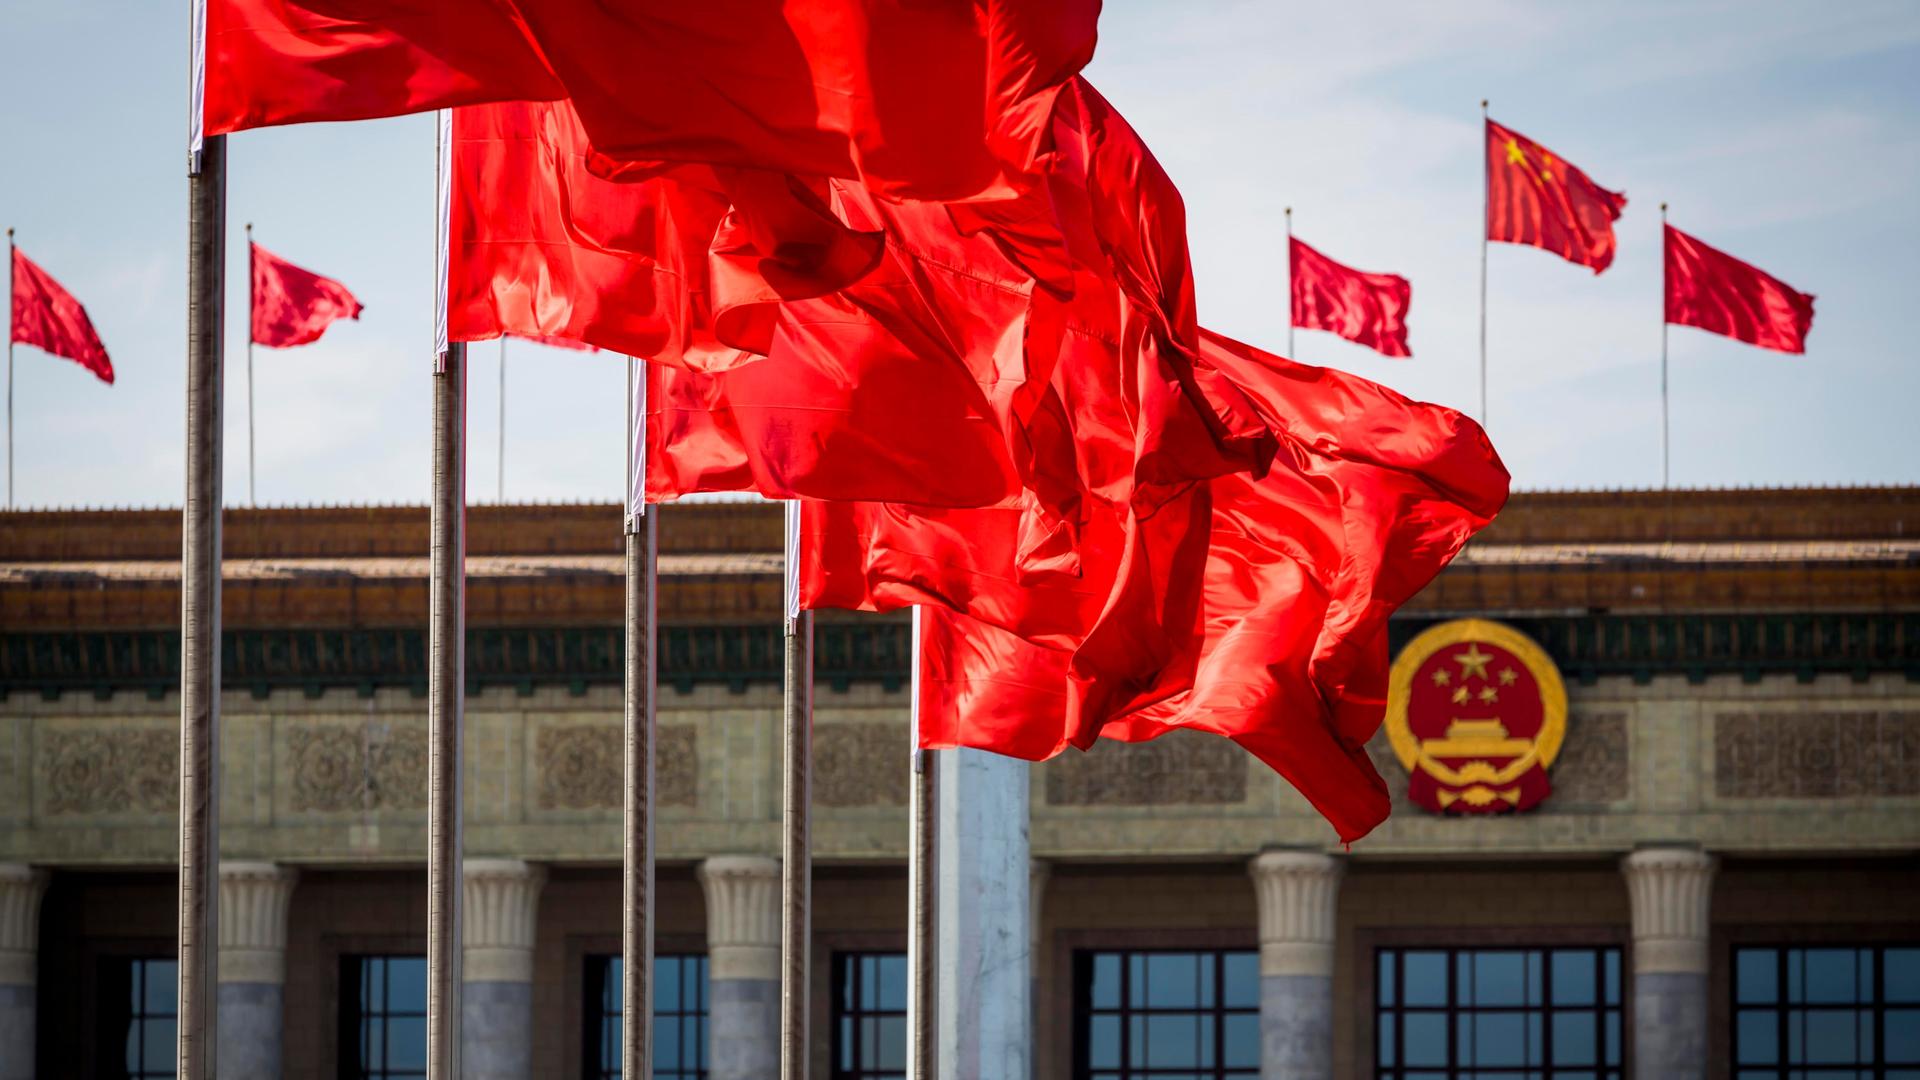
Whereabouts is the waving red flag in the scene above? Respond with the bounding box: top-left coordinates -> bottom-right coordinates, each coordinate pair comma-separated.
249,242 -> 362,348
1664,224 -> 1815,354
1290,237 -> 1412,358
1486,119 -> 1626,273
10,247 -> 113,384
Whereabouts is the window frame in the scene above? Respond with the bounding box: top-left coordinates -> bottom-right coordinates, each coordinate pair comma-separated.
831,950 -> 910,1080
336,953 -> 429,1080
580,951 -> 711,1080
97,953 -> 179,1080
1069,945 -> 1263,1079
1728,942 -> 1920,1078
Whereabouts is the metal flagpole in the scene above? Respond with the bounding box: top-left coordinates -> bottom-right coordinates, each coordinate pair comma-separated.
1284,208 -> 1294,359
908,608 -> 936,1080
6,227 -> 14,510
180,129 -> 226,1080
497,336 -> 506,502
244,223 -> 256,506
1479,99 -> 1490,427
1660,202 -> 1671,490
622,354 -> 657,1078
426,110 -> 467,1080
781,500 -> 814,1080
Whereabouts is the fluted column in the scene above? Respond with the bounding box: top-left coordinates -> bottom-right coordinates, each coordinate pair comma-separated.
461,859 -> 546,1080
0,865 -> 49,1080
699,855 -> 781,1080
1249,851 -> 1342,1080
1622,847 -> 1716,1080
217,863 -> 298,1080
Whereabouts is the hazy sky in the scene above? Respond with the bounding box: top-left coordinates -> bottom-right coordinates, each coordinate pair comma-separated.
2,1 -> 1915,510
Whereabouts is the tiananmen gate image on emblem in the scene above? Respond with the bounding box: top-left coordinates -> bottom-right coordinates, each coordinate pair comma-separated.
1385,619 -> 1568,814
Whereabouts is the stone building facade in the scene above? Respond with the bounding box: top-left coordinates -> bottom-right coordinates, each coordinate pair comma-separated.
0,488 -> 1915,1078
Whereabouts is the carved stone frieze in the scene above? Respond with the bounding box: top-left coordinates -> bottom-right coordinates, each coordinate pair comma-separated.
1715,711 -> 1920,798
815,723 -> 908,808
533,723 -> 695,810
286,723 -> 428,813
1045,731 -> 1247,806
41,727 -> 175,816
1551,712 -> 1630,804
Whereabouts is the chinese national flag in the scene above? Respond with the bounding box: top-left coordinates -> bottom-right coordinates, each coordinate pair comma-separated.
1664,224 -> 1815,354
10,247 -> 113,384
1289,237 -> 1412,358
250,243 -> 362,348
1486,119 -> 1627,273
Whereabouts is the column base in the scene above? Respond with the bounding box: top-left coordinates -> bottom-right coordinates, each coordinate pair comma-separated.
709,977 -> 779,1080
1260,973 -> 1332,1080
1634,971 -> 1707,1080
0,983 -> 34,1080
462,980 -> 533,1080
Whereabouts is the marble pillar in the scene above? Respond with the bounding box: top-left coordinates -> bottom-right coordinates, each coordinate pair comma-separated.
1622,847 -> 1716,1080
698,855 -> 781,1080
218,862 -> 298,1080
0,865 -> 49,1080
1249,850 -> 1342,1080
936,749 -> 1030,1080
461,859 -> 546,1080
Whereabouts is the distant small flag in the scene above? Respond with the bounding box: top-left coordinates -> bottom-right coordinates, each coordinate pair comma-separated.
1486,119 -> 1627,273
10,246 -> 113,383
1289,237 -> 1412,358
251,242 -> 363,349
1664,224 -> 1814,354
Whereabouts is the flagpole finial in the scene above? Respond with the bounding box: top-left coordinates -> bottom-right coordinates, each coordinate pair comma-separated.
1481,99 -> 1489,110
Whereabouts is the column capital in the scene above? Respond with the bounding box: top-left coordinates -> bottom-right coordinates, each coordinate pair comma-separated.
219,861 -> 299,985
1621,846 -> 1717,975
463,858 -> 547,983
699,855 -> 781,982
1249,849 -> 1342,978
0,864 -> 50,987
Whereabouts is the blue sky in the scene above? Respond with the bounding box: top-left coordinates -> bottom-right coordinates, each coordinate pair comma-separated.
2,1 -> 1915,509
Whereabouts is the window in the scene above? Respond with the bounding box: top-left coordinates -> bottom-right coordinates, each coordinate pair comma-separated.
339,954 -> 427,1080
1733,944 -> 1920,1079
1375,946 -> 1624,1079
833,952 -> 907,1079
99,955 -> 178,1079
1072,949 -> 1261,1079
583,953 -> 709,1079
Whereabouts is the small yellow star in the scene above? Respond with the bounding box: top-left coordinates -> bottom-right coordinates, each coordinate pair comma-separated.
1454,645 -> 1494,682
1451,686 -> 1471,705
1431,668 -> 1452,687
1479,686 -> 1499,704
1498,668 -> 1518,686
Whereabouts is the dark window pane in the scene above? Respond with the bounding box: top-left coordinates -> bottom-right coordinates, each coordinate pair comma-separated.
140,1018 -> 172,1073
144,960 -> 177,1016
1551,951 -> 1596,1006
1090,954 -> 1121,1010
1476,953 -> 1527,1006
1552,1012 -> 1597,1066
1804,951 -> 1857,1005
1738,1010 -> 1779,1064
1739,950 -> 1780,1005
386,1017 -> 426,1069
1146,954 -> 1199,1009
1088,1015 -> 1119,1068
1379,1013 -> 1396,1067
1145,1014 -> 1199,1066
1603,951 -> 1620,1006
1804,1010 -> 1857,1064
1888,1009 -> 1920,1063
1379,950 -> 1396,1007
388,957 -> 427,1013
1404,1013 -> 1448,1066
1474,1012 -> 1528,1066
876,955 -> 906,1015
1889,950 -> 1920,1004
656,956 -> 680,1012
1223,952 -> 1259,1009
1605,1010 -> 1621,1065
1404,952 -> 1449,1006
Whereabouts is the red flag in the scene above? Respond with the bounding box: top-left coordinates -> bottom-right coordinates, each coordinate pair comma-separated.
1486,119 -> 1626,273
249,242 -> 362,348
202,0 -> 561,137
1289,237 -> 1412,358
1664,224 -> 1815,354
10,247 -> 113,384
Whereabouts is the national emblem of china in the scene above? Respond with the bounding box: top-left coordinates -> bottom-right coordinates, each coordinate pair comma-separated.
1384,619 -> 1568,814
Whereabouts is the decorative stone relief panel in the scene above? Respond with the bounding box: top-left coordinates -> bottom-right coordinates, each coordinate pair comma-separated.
1550,712 -> 1630,804
533,723 -> 695,810
41,727 -> 175,816
286,722 -> 428,813
815,723 -> 908,807
1045,731 -> 1247,806
1715,711 -> 1920,798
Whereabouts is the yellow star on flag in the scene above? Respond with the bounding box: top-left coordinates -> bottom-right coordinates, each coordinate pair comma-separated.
1454,645 -> 1494,681
1431,668 -> 1452,687
1479,686 -> 1499,704
1451,686 -> 1471,705
1498,668 -> 1518,686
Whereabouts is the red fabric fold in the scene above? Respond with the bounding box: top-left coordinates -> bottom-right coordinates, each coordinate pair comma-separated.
250,242 -> 362,348
1664,224 -> 1815,354
10,247 -> 113,384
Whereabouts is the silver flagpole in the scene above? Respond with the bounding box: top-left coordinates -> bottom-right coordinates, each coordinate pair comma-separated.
1660,202 -> 1671,490
498,336 -> 506,502
908,608 -> 936,1080
244,223 -> 256,506
426,109 -> 467,1080
1284,207 -> 1294,359
1479,99 -> 1490,427
6,227 -> 13,510
622,354 -> 657,1078
781,500 -> 813,1080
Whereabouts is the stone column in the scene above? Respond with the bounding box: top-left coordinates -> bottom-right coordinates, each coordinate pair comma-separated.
937,750 -> 1030,1080
1622,847 -> 1716,1080
218,862 -> 299,1080
461,859 -> 546,1080
1249,850 -> 1341,1080
698,855 -> 781,1080
0,865 -> 49,1080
